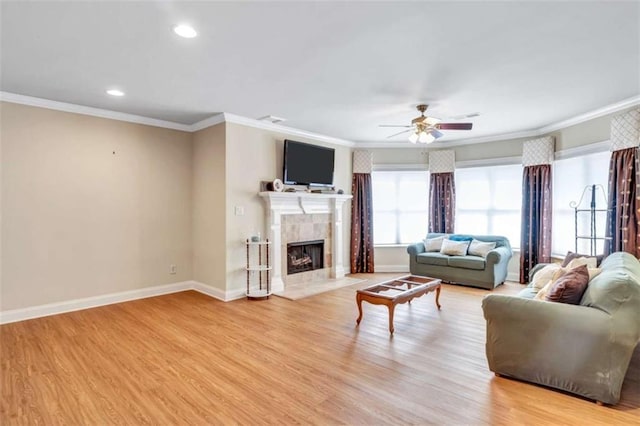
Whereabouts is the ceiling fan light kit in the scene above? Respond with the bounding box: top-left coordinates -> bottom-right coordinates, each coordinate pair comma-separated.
380,104 -> 474,144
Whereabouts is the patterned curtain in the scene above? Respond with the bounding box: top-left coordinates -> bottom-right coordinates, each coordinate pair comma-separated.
429,172 -> 455,233
604,147 -> 640,257
519,164 -> 552,283
351,173 -> 374,273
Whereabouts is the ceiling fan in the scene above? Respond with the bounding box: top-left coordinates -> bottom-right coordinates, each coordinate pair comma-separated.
380,104 -> 474,144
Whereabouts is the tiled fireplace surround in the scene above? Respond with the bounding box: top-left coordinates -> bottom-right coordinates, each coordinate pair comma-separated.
282,215 -> 331,285
259,192 -> 352,292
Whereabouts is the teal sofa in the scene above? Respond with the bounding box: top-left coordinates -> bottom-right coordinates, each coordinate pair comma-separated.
482,252 -> 640,405
406,233 -> 513,290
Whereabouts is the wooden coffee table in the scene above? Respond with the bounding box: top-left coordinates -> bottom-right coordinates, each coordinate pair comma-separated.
356,275 -> 441,334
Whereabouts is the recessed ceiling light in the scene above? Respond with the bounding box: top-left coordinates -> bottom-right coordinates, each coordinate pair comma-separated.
106,89 -> 125,97
173,24 -> 197,38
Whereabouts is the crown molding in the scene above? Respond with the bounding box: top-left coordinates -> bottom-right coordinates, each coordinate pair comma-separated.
539,94 -> 640,134
0,92 -> 192,132
190,113 -> 225,131
554,140 -> 610,160
3,91 -> 637,149
221,112 -> 356,147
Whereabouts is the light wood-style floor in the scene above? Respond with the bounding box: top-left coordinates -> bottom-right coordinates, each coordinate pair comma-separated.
1,274 -> 639,425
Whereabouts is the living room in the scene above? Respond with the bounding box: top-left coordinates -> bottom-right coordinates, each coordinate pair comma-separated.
1,1 -> 639,424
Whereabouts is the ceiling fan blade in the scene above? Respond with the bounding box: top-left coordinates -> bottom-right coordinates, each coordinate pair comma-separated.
386,129 -> 413,139
379,124 -> 412,128
430,129 -> 444,139
437,122 -> 473,130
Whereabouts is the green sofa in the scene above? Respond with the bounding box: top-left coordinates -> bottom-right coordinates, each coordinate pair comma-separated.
482,251 -> 640,405
406,233 -> 513,289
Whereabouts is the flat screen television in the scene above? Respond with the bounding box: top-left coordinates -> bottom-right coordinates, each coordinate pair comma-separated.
283,140 -> 335,187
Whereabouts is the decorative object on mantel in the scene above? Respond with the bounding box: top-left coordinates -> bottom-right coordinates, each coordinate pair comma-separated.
246,238 -> 272,300
262,178 -> 284,192
570,184 -> 611,256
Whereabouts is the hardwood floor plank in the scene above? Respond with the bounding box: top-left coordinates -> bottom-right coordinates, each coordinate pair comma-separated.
1,275 -> 639,424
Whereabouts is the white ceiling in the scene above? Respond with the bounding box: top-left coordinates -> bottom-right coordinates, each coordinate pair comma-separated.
1,1 -> 639,145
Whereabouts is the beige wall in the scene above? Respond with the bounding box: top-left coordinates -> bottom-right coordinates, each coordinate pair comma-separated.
1,102 -> 193,311
192,123 -> 227,291
224,123 -> 352,293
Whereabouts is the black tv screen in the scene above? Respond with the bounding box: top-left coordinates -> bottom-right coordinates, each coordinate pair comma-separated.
283,140 -> 335,187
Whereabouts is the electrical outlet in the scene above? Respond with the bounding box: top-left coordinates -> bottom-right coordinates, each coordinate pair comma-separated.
170,264 -> 177,274
234,206 -> 244,216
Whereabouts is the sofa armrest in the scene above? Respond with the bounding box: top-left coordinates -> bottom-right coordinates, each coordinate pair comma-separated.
407,243 -> 425,256
485,246 -> 511,265
481,294 -> 631,404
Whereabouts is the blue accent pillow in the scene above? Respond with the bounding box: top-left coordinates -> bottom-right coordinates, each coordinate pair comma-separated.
449,234 -> 473,242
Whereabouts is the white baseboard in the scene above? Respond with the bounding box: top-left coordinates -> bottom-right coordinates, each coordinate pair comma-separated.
191,281 -> 245,302
0,281 -> 192,325
0,279 -> 256,324
507,272 -> 519,282
374,265 -> 410,273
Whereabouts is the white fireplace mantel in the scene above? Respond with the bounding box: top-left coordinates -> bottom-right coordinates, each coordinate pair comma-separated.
259,191 -> 352,292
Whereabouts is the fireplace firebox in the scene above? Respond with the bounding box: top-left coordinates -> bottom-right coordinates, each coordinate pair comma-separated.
287,240 -> 324,275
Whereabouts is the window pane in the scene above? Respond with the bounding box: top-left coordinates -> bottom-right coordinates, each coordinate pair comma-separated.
552,151 -> 609,255
455,164 -> 522,248
456,213 -> 488,235
399,212 -> 428,244
372,170 -> 429,244
491,214 -> 520,247
373,212 -> 396,245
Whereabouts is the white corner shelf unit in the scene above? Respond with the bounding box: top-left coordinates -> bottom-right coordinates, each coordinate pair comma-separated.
246,239 -> 272,299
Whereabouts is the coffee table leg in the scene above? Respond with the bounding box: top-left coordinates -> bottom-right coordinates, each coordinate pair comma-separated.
387,303 -> 395,334
435,284 -> 441,310
356,294 -> 363,326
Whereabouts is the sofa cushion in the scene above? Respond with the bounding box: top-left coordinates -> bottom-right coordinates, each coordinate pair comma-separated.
416,252 -> 450,266
447,255 -> 485,270
545,264 -> 589,305
517,287 -> 539,299
440,239 -> 470,256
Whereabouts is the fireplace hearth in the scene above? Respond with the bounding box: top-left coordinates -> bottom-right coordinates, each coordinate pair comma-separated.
287,240 -> 324,275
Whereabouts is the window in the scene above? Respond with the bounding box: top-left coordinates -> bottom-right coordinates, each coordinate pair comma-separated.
372,170 -> 429,245
455,164 -> 522,248
552,151 -> 610,256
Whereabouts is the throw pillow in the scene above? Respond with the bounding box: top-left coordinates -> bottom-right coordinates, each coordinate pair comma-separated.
566,257 -> 597,269
440,239 -> 470,256
561,251 -> 604,267
530,264 -> 562,290
534,279 -> 554,300
545,264 -> 590,304
423,236 -> 446,252
448,234 -> 474,242
468,239 -> 496,258
560,259 -> 602,281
